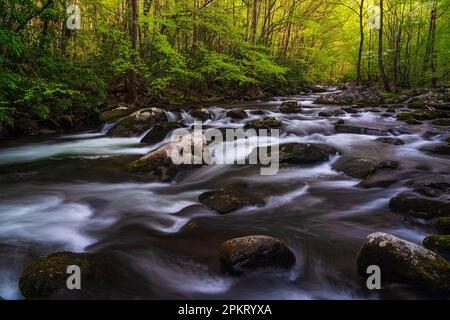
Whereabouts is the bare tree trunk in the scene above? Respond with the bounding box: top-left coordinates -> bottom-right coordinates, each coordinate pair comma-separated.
356,0 -> 364,85
251,0 -> 258,44
378,0 -> 391,91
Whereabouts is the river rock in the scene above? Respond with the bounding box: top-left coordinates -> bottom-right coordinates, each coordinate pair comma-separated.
357,169 -> 401,188
249,109 -> 266,115
108,108 -> 167,137
375,137 -> 404,145
220,235 -> 296,275
334,124 -> 392,136
411,178 -> 450,197
357,232 -> 450,291
140,122 -> 185,144
423,235 -> 450,257
226,108 -> 248,119
432,217 -> 450,234
99,104 -> 134,122
314,87 -> 382,106
333,157 -> 398,179
19,251 -> 116,299
432,118 -> 450,126
420,143 -> 450,156
244,117 -> 282,130
389,194 -> 450,219
340,107 -> 359,114
199,183 -> 265,214
127,132 -> 206,181
190,108 -> 212,121
279,101 -> 301,113
279,143 -> 339,164
318,109 -> 345,117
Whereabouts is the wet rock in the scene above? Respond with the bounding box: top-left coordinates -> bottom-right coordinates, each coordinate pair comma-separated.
357,169 -> 401,188
19,251 -> 119,299
432,118 -> 450,126
199,183 -> 265,214
127,132 -> 206,181
108,108 -> 167,137
412,179 -> 450,197
423,235 -> 450,257
420,143 -> 450,156
340,107 -> 358,114
308,85 -> 327,93
220,235 -> 296,275
314,87 -> 382,106
99,105 -> 134,122
432,217 -> 450,234
279,101 -> 301,113
389,194 -> 450,219
375,137 -> 404,145
249,109 -> 266,115
333,157 -> 398,179
357,232 -> 450,292
140,122 -> 185,144
278,143 -> 339,164
244,117 -> 282,130
318,109 -> 345,117
226,108 -> 248,119
334,124 -> 392,136
190,108 -> 212,121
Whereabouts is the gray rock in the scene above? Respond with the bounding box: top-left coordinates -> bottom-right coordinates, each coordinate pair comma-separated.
108,108 -> 167,137
333,157 -> 398,179
279,101 -> 301,113
389,194 -> 450,219
226,108 -> 248,119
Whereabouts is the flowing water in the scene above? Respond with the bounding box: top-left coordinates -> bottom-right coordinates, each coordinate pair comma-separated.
0,90 -> 449,299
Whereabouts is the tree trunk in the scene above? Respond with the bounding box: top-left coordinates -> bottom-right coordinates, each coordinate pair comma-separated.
127,0 -> 139,104
356,0 -> 364,85
378,0 -> 390,91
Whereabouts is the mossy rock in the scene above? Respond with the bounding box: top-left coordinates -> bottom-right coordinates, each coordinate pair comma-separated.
333,157 -> 398,179
408,99 -> 426,109
99,106 -> 134,122
389,194 -> 450,219
432,118 -> 450,126
375,137 -> 404,145
279,101 -> 301,113
397,112 -> 423,122
244,117 -> 282,130
190,108 -> 212,121
357,232 -> 450,291
432,217 -> 450,234
108,108 -> 167,137
140,121 -> 185,144
220,235 -> 296,275
335,124 -> 392,136
199,183 -> 265,214
423,235 -> 450,257
278,143 -> 339,164
226,108 -> 248,119
420,143 -> 450,156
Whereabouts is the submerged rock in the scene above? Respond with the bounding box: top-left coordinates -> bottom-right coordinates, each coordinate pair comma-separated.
140,121 -> 185,144
333,157 -> 398,179
244,117 -> 282,130
375,137 -> 404,145
357,169 -> 401,188
99,105 -> 134,122
423,235 -> 450,257
314,87 -> 382,106
340,107 -> 359,114
389,194 -> 450,219
334,124 -> 392,136
420,143 -> 450,156
279,101 -> 301,113
127,133 -> 206,181
412,178 -> 450,197
19,251 -> 117,299
278,143 -> 339,164
108,108 -> 167,137
318,109 -> 345,117
226,108 -> 248,119
357,232 -> 450,292
220,235 -> 296,275
199,183 -> 264,214
432,217 -> 450,234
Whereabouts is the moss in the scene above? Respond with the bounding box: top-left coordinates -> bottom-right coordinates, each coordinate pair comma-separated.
432,118 -> 450,126
99,107 -> 133,122
409,99 -> 426,109
423,235 -> 450,256
432,217 -> 450,234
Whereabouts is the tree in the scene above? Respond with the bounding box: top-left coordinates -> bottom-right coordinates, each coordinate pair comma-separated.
378,0 -> 390,91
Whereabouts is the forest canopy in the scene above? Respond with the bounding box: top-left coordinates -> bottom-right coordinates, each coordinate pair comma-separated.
0,0 -> 448,127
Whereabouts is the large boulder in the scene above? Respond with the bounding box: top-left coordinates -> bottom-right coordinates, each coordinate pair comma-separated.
357,232 -> 450,291
423,235 -> 450,257
244,117 -> 282,130
389,194 -> 450,219
99,104 -> 134,122
190,108 -> 212,121
333,157 -> 398,179
19,251 -> 118,299
278,143 -> 339,164
108,108 -> 167,137
314,87 -> 382,106
140,122 -> 185,144
127,132 -> 206,181
279,101 -> 301,113
220,235 -> 296,275
199,183 -> 265,214
226,108 -> 248,119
